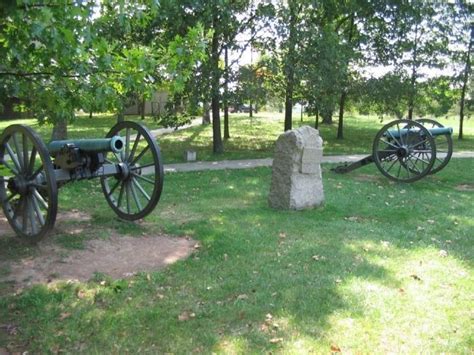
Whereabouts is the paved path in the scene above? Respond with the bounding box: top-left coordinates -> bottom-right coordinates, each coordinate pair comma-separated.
161,151 -> 474,173
142,120 -> 474,174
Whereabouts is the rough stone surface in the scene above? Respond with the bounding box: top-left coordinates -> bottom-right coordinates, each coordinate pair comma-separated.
268,126 -> 324,210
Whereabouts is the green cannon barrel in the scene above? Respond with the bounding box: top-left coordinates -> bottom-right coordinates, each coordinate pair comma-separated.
48,135 -> 124,155
386,127 -> 453,139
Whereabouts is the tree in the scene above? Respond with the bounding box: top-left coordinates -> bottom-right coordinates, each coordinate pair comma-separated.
375,2 -> 455,120
0,1 -> 96,139
0,1 -> 207,139
452,3 -> 474,140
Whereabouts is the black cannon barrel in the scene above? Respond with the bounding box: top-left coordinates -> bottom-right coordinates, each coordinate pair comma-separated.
386,127 -> 452,139
48,136 -> 124,155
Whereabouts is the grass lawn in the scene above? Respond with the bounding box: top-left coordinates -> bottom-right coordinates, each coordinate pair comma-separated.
0,158 -> 473,353
1,112 -> 473,164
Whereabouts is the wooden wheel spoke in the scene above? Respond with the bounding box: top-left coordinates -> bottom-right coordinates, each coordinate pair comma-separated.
380,139 -> 399,149
12,133 -> 25,171
30,164 -> 44,180
1,159 -> 18,176
132,173 -> 156,185
31,193 -> 46,226
5,142 -> 22,173
117,182 -> 125,209
132,178 -> 151,201
27,198 -> 38,236
125,128 -> 131,160
22,133 -> 29,172
27,146 -> 37,176
125,182 -> 131,214
131,162 -> 155,171
130,180 -> 142,211
33,189 -> 48,209
6,191 -> 18,203
132,145 -> 150,165
21,196 -> 28,233
128,133 -> 142,163
384,159 -> 399,174
107,178 -> 121,196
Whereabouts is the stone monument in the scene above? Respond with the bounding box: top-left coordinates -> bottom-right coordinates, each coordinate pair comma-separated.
268,126 -> 324,210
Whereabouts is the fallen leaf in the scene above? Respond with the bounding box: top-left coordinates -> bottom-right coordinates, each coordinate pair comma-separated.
331,344 -> 342,352
439,250 -> 448,257
279,232 -> 287,239
59,312 -> 71,321
410,274 -> 422,281
427,219 -> 435,224
237,294 -> 248,300
265,313 -> 273,323
270,337 -> 283,344
178,311 -> 192,321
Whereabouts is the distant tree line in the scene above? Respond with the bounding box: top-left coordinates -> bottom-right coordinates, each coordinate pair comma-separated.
0,0 -> 472,147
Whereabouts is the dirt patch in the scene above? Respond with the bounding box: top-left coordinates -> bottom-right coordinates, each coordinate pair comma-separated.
0,212 -> 197,290
454,183 -> 474,192
0,210 -> 92,238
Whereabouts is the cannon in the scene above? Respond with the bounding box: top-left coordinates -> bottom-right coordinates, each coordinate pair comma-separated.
333,119 -> 453,183
0,121 -> 164,242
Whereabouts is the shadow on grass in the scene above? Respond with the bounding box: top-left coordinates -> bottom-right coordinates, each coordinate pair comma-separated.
0,158 -> 472,352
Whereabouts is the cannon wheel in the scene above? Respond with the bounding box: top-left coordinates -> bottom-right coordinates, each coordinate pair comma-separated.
0,125 -> 58,242
372,119 -> 436,183
415,119 -> 453,174
101,121 -> 163,220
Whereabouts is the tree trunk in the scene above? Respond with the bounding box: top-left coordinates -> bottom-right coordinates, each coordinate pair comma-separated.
202,102 -> 211,124
212,96 -> 223,153
89,111 -> 92,119
407,23 -> 419,120
211,13 -> 223,154
141,97 -> 146,120
224,43 -> 230,139
117,110 -> 125,123
337,14 -> 354,139
314,108 -> 319,129
337,92 -> 346,139
459,25 -> 473,140
300,104 -> 303,122
321,109 -> 333,124
283,3 -> 298,132
249,102 -> 253,118
51,119 -> 68,141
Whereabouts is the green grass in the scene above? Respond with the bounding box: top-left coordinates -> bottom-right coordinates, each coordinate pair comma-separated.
0,114 -> 165,142
157,112 -> 474,163
0,158 -> 473,353
1,112 -> 473,164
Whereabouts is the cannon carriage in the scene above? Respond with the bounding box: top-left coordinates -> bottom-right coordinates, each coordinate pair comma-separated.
0,121 -> 163,242
333,119 -> 453,182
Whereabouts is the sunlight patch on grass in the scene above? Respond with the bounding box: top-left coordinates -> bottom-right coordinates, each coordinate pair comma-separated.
213,337 -> 250,353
